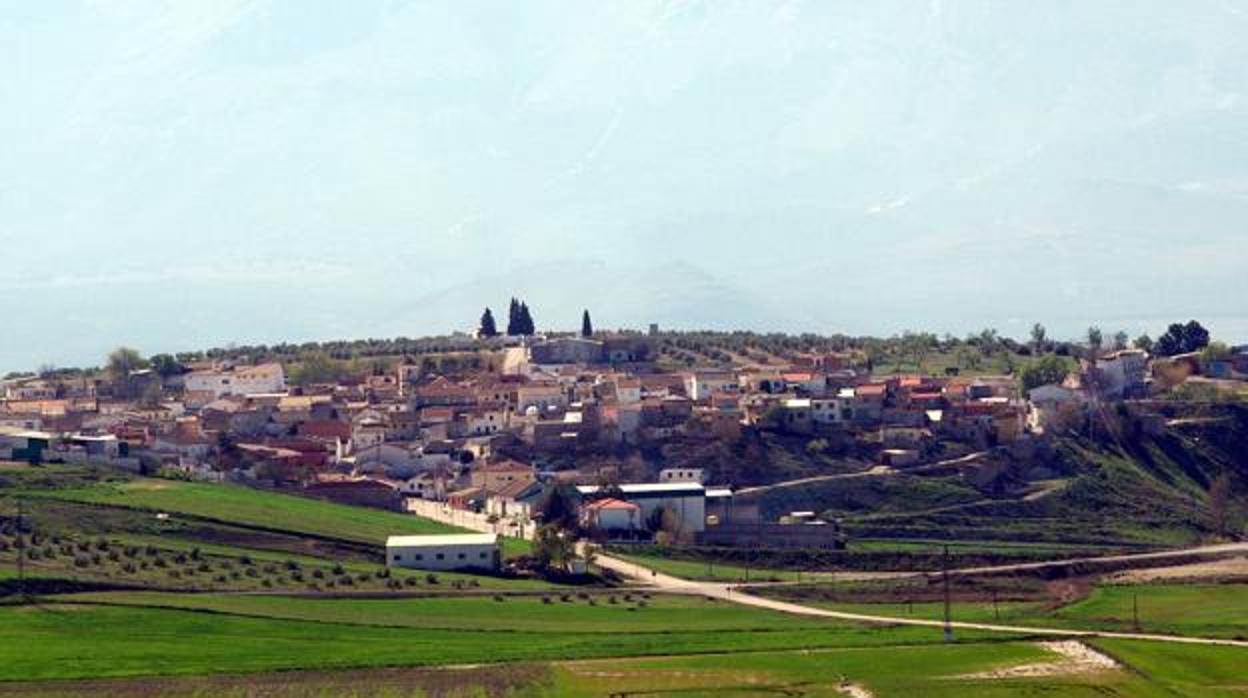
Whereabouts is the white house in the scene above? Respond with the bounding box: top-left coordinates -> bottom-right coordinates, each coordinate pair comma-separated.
659,467 -> 706,484
385,533 -> 501,571
183,363 -> 286,399
683,371 -> 739,401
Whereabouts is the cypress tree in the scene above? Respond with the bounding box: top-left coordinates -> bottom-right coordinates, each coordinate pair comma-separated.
519,302 -> 535,335
581,310 -> 593,338
479,308 -> 498,338
507,298 -> 520,336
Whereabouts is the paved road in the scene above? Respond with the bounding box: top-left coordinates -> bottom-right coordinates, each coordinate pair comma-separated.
593,544 -> 1248,648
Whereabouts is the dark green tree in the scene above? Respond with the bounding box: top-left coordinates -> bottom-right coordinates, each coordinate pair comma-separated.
581,310 -> 593,338
478,307 -> 498,338
149,353 -> 186,378
1019,354 -> 1071,393
506,298 -> 521,336
1155,320 -> 1211,357
518,302 -> 535,335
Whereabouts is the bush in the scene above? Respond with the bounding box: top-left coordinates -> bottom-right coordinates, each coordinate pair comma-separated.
338,576 -> 354,586
90,553 -> 102,565
285,560 -> 300,571
261,579 -> 273,588
174,553 -> 188,565
312,568 -> 325,579
230,571 -> 241,580
239,554 -> 253,566
140,561 -> 150,570
332,564 -> 345,575
197,562 -> 212,573
168,570 -> 181,579
26,548 -> 41,561
542,596 -> 553,604
122,562 -> 137,574
190,548 -> 202,561
404,577 -> 417,587
107,550 -> 120,562
376,568 -> 390,579
144,545 -> 158,557
425,573 -> 439,585
215,574 -> 228,583
95,538 -> 109,551
153,557 -> 167,568
73,555 -> 90,568
245,568 -> 259,578
493,594 -> 505,602
263,564 -> 278,575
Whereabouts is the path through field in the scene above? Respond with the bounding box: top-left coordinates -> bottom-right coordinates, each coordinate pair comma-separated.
593,544 -> 1248,648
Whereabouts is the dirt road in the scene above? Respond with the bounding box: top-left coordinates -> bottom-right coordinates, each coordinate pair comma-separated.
593,544 -> 1248,648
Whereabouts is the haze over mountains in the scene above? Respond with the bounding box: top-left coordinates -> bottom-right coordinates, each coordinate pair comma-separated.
3,1 -> 1247,371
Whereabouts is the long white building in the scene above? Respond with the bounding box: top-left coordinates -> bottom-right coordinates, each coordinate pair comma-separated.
385,533 -> 501,572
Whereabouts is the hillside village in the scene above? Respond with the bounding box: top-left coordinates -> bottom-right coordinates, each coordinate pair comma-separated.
4,318 -> 1247,560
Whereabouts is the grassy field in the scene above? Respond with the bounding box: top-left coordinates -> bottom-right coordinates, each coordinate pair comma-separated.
1041,583 -> 1248,639
0,594 -> 1005,682
60,591 -> 837,633
607,552 -> 816,582
25,478 -> 458,544
774,583 -> 1248,641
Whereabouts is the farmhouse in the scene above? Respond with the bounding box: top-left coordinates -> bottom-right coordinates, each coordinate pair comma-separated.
385,533 -> 501,572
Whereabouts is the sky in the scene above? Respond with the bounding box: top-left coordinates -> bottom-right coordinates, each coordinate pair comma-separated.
3,1 -> 1247,372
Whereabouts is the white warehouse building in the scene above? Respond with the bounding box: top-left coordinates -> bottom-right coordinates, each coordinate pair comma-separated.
385,533 -> 501,572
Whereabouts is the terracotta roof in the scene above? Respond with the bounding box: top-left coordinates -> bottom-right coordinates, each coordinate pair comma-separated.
583,497 -> 640,511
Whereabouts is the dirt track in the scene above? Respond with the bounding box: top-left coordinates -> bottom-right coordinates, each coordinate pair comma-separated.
594,543 -> 1248,648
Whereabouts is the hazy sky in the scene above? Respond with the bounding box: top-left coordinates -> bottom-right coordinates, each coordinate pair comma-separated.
3,1 -> 1247,372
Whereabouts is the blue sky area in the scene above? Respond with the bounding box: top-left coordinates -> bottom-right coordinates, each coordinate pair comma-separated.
2,1 -> 1246,371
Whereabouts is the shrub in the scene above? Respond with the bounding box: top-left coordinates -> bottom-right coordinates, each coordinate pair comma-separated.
77,540 -> 92,552
122,562 -> 137,574
107,550 -> 120,562
174,553 -> 188,565
230,571 -> 241,580
95,538 -> 109,551
190,548 -> 202,561
124,546 -> 140,558
493,594 -> 505,602
425,573 -> 439,585
332,563 -> 345,575
404,577 -> 417,587
168,570 -> 181,579
215,574 -> 228,583
139,561 -> 150,570
197,562 -> 212,573
74,556 -> 90,568
312,568 -> 325,579
90,553 -> 102,565
263,564 -> 278,575
290,571 -> 304,582
239,554 -> 253,566
376,568 -> 390,579
153,558 -> 167,568
542,596 -> 553,604
338,576 -> 354,586
245,568 -> 259,578
285,560 -> 300,571
261,579 -> 273,588
144,545 -> 158,557
25,548 -> 41,561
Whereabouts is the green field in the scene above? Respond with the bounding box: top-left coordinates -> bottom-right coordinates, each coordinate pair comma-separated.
775,583 -> 1248,641
27,478 -> 458,544
0,594 -> 1002,682
1042,584 -> 1248,639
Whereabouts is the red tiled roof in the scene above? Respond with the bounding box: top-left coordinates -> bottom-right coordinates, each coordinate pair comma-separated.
584,497 -> 640,511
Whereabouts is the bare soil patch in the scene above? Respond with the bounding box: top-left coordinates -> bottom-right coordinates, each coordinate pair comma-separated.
952,641 -> 1119,680
1107,556 -> 1248,584
0,664 -> 550,698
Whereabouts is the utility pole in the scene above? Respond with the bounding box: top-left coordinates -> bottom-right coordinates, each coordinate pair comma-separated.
16,496 -> 26,604
942,544 -> 953,643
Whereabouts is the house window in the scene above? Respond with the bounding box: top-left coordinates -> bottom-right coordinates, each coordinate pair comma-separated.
436,553 -> 444,560
479,552 -> 487,559
392,554 -> 402,562
414,554 -> 423,561
458,553 -> 466,560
